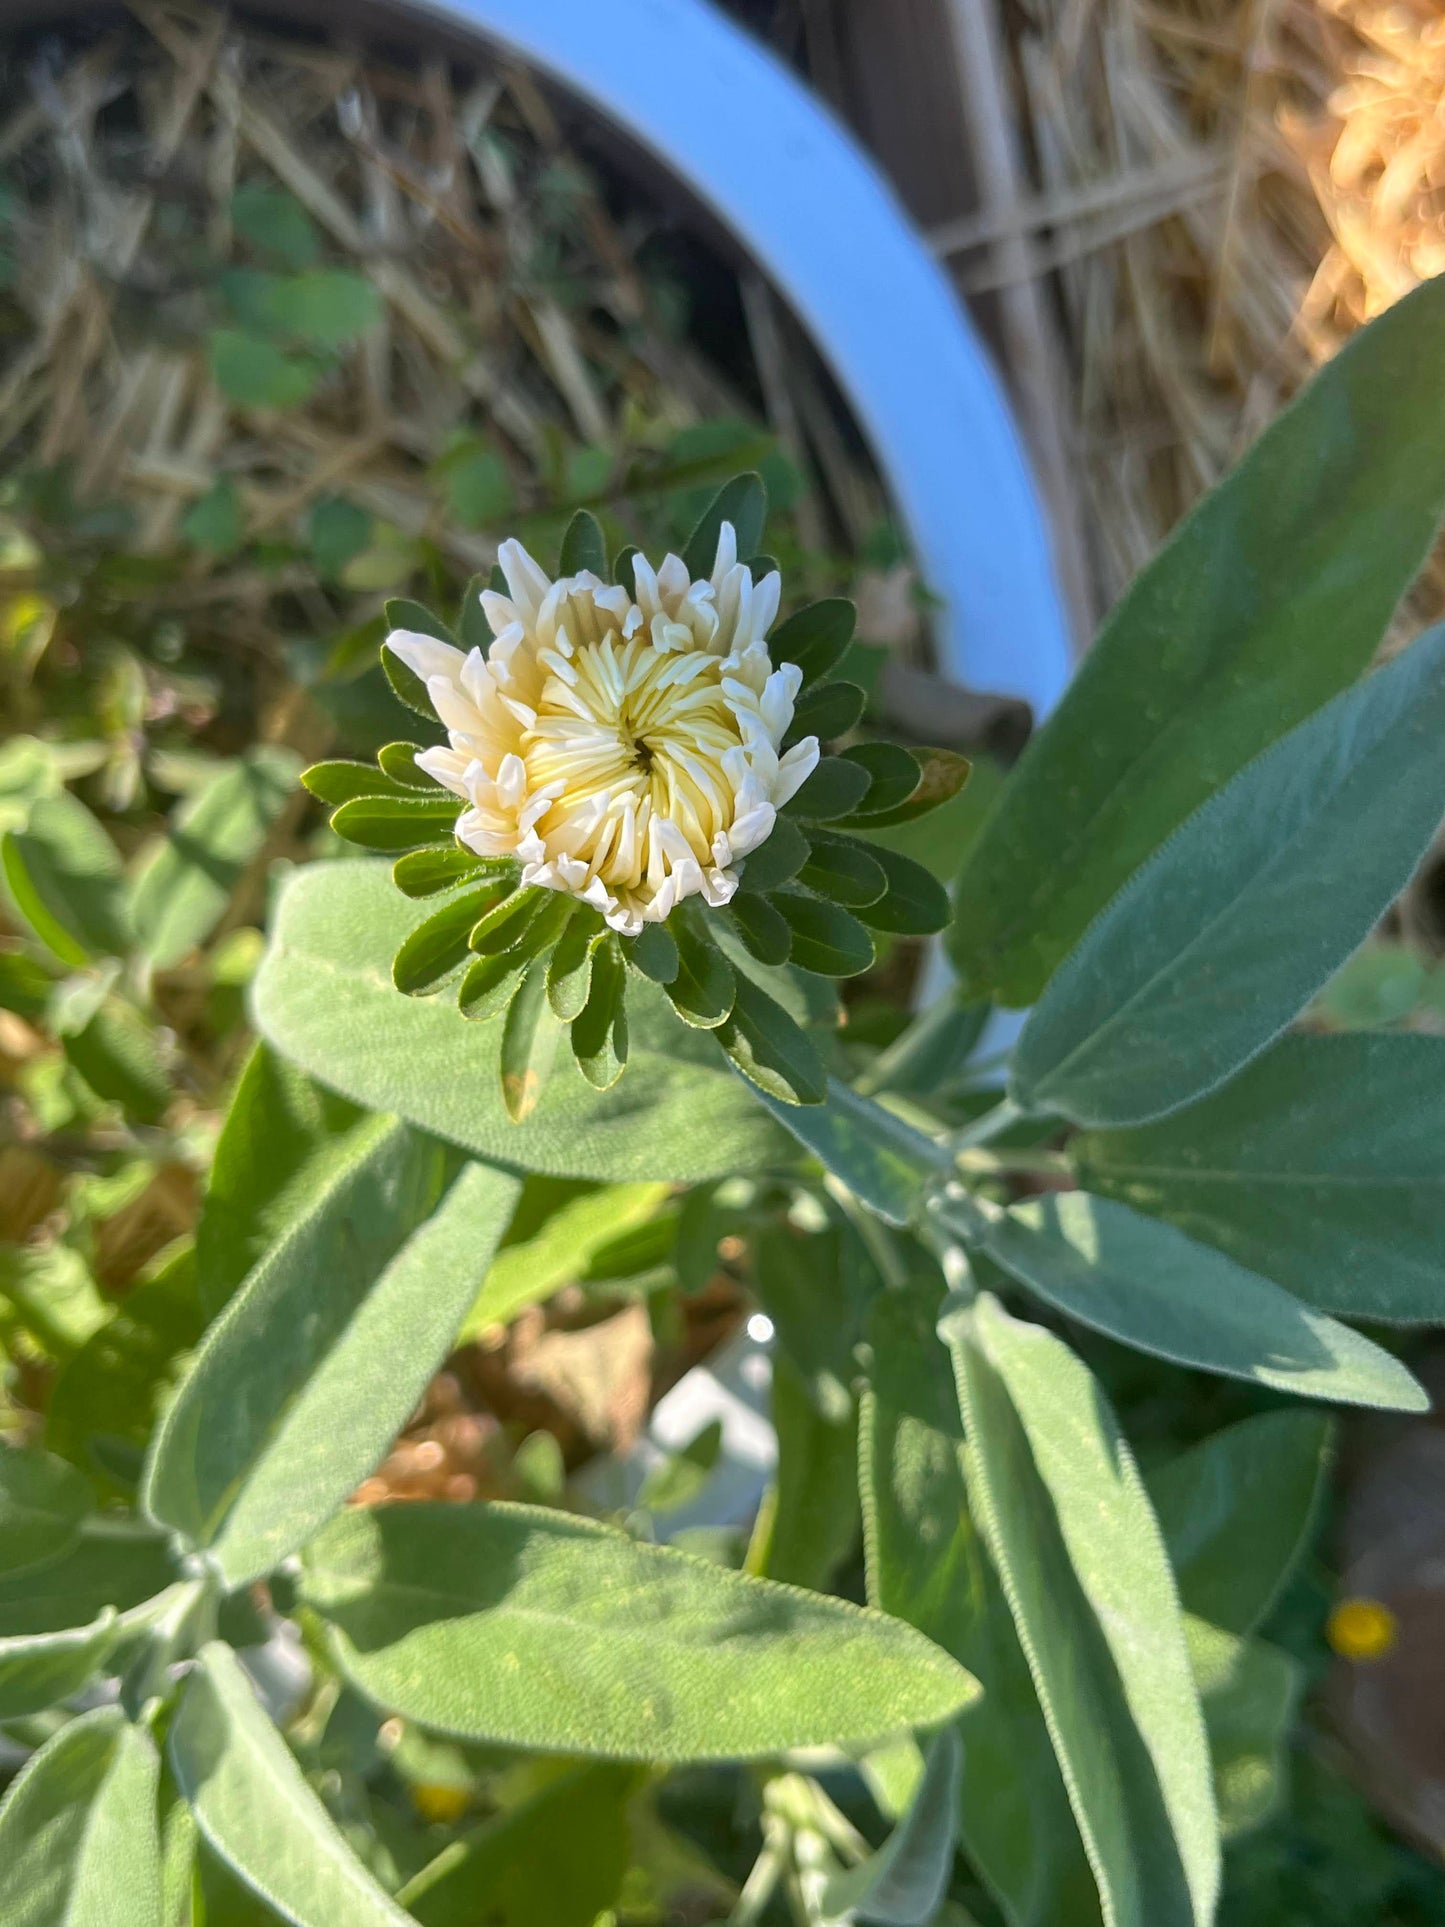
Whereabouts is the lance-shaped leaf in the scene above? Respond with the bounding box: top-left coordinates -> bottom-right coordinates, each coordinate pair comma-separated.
750,1353 -> 859,1592
170,1644 -> 413,1927
1011,623 -> 1445,1128
0,1610 -> 120,1721
770,598 -> 855,687
683,473 -> 767,577
861,1282 -> 1100,1927
572,936 -> 629,1089
330,793 -> 460,852
944,1294 -> 1219,1927
784,755 -> 874,823
716,973 -> 827,1106
131,747 -> 300,968
0,1526 -> 178,1643
665,915 -> 737,1028
0,1707 -> 162,1927
391,876 -> 517,993
820,1727 -> 963,1927
2,791 -> 129,963
855,845 -> 951,936
501,958 -> 562,1120
728,891 -> 791,965
392,846 -> 493,898
1145,1412 -> 1332,1636
841,742 -> 923,817
756,1076 -> 944,1226
799,831 -> 888,907
0,1444 -> 91,1575
301,1501 -> 977,1761
1185,1619 -> 1300,1842
460,1182 -> 667,1340
951,274 -> 1445,1007
969,1190 -> 1426,1411
738,813 -> 809,890
252,861 -> 788,1180
789,677 -> 866,743
398,1764 -> 640,1927
1075,1032 -> 1445,1322
557,507 -> 608,577
143,1130 -> 519,1587
773,889 -> 874,976
195,1043 -> 365,1319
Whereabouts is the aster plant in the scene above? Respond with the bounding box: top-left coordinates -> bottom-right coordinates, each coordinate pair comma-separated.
11,282 -> 1445,1927
301,476 -> 966,1117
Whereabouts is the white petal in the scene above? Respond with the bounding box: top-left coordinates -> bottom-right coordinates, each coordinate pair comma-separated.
414,746 -> 471,798
772,737 -> 820,807
386,630 -> 466,687
711,520 -> 738,584
496,752 -> 528,809
498,538 -> 553,625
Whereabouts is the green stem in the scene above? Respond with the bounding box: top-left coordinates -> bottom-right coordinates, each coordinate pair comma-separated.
946,1095 -> 1024,1153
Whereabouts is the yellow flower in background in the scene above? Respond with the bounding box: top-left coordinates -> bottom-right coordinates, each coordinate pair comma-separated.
1326,1595 -> 1398,1662
385,525 -> 819,936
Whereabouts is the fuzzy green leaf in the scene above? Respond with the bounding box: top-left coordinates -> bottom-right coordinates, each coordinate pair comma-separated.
1012,624 -> 1445,1127
840,742 -> 921,816
1146,1413 -> 1332,1636
665,917 -> 737,1029
558,508 -> 608,578
131,747 -> 300,968
945,1294 -> 1219,1927
0,1708 -> 162,1927
547,907 -> 605,1019
253,861 -> 789,1179
716,974 -> 828,1106
799,830 -> 888,907
144,1129 -> 518,1587
683,473 -> 767,578
855,748 -> 972,829
392,879 -> 516,994
302,760 -> 410,806
773,889 -> 875,976
820,1727 -> 962,1927
302,1501 -> 976,1760
572,937 -> 629,1089
171,1643 -> 412,1927
727,891 -> 791,966
737,814 -> 810,890
1074,1032 -> 1445,1322
971,1191 -> 1426,1412
329,793 -> 459,853
770,598 -> 856,688
0,1445 -> 91,1577
855,843 -> 950,935
861,1282 -> 1099,1926
2,792 -> 129,964
951,276 -> 1445,1006
627,918 -> 679,985
376,741 -> 442,790
783,755 -> 873,823
788,676 -> 866,743
392,847 -> 494,898
501,959 -> 562,1121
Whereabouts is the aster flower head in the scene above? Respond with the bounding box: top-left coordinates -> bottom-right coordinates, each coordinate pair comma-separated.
385,524 -> 820,936
303,479 -> 967,1120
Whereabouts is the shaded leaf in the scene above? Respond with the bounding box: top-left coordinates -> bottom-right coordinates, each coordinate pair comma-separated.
1146,1413 -> 1332,1636
253,861 -> 788,1179
971,1191 -> 1426,1412
0,1444 -> 91,1576
773,889 -> 875,976
682,474 -> 767,578
716,973 -> 827,1106
171,1644 -> 412,1927
1012,625 -> 1445,1127
558,509 -> 608,577
131,748 -> 301,968
855,844 -> 951,936
799,831 -> 887,907
820,1727 -> 962,1927
945,1293 -> 1219,1927
784,755 -> 873,823
2,792 -> 129,963
144,1130 -> 518,1587
0,1707 -> 162,1927
501,959 -> 561,1121
1074,1032 -> 1445,1322
665,916 -> 737,1029
951,276 -> 1445,1006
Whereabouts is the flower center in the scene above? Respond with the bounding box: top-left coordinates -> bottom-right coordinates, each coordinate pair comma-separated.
521,634 -> 745,896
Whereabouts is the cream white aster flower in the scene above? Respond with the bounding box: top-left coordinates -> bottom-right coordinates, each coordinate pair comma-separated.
385,525 -> 820,936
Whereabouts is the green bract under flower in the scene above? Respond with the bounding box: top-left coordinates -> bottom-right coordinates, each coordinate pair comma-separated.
302,483 -> 967,1117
